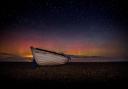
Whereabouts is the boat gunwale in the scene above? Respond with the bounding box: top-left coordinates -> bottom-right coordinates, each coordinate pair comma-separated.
31,47 -> 67,57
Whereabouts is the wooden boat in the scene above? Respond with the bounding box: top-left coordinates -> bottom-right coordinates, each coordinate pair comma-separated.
31,47 -> 71,66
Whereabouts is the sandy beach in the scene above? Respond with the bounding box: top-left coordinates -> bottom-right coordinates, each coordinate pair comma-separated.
0,62 -> 128,88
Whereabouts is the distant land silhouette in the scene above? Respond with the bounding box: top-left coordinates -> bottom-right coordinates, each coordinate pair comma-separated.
0,53 -> 31,62
0,53 -> 127,62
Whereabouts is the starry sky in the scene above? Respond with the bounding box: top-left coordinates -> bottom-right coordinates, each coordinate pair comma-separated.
0,0 -> 127,58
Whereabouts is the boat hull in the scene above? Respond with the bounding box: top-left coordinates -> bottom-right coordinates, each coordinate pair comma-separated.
31,47 -> 69,66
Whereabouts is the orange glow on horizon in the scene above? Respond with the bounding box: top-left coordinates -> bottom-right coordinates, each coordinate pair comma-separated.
65,50 -> 84,55
0,37 -> 125,58
24,54 -> 33,58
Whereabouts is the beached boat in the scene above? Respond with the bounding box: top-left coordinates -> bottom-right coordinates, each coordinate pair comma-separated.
31,47 -> 71,66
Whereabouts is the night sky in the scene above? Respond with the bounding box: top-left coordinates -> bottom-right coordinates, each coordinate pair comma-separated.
0,0 -> 127,58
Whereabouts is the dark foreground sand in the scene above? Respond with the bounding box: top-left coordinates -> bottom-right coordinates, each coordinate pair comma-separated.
0,62 -> 128,88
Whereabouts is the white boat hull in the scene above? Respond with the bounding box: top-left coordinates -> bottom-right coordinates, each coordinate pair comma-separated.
31,47 -> 70,66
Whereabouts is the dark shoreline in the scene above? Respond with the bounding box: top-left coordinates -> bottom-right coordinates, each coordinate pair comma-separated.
0,62 -> 128,88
